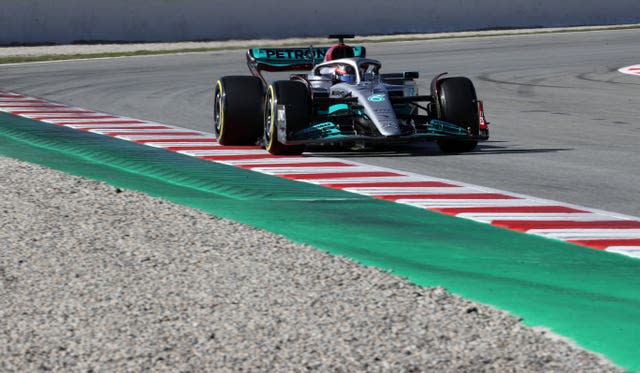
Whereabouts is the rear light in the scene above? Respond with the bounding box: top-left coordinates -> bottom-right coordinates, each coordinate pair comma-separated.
477,100 -> 488,130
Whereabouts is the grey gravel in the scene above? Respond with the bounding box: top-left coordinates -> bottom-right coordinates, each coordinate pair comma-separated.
0,155 -> 623,372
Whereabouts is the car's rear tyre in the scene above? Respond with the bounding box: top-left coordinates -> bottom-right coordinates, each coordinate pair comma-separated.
213,76 -> 264,145
263,81 -> 309,155
436,77 -> 479,153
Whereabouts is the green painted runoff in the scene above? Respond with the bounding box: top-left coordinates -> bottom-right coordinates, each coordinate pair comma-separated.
1,112 -> 639,371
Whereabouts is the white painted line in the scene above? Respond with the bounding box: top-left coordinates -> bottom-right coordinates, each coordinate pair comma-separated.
227,157 -> 347,166
65,123 -> 162,129
20,113 -> 114,119
407,199 -> 541,209
42,117 -> 152,124
530,229 -> 640,240
606,247 -> 640,258
252,166 -> 379,175
0,105 -> 67,110
300,176 -> 424,184
457,212 -> 616,222
114,134 -> 210,141
344,186 -> 478,196
177,149 -> 268,156
6,108 -> 92,113
145,141 -> 219,148
619,64 -> 640,76
89,128 -> 194,134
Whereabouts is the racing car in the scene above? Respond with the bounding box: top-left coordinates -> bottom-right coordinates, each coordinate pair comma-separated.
213,35 -> 489,155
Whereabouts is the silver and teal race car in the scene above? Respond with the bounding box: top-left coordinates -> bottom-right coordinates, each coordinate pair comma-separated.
213,35 -> 489,155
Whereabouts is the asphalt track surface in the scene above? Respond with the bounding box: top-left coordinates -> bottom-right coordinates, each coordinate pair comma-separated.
0,29 -> 638,218
1,30 -> 639,371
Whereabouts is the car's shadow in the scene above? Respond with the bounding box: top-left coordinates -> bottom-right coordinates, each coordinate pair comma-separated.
307,141 -> 572,158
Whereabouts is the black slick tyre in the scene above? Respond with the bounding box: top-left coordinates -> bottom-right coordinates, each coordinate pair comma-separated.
263,80 -> 310,155
436,77 -> 479,153
213,76 -> 264,145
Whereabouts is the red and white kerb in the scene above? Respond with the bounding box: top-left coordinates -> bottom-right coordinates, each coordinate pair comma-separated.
1,89 -> 639,259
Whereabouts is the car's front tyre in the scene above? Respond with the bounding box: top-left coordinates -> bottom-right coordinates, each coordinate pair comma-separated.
213,76 -> 264,145
436,77 -> 479,153
263,81 -> 310,155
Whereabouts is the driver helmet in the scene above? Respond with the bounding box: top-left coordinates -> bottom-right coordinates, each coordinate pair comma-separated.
335,65 -> 356,83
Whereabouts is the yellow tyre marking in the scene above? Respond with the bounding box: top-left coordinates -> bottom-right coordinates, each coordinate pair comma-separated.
215,80 -> 225,139
266,85 -> 276,153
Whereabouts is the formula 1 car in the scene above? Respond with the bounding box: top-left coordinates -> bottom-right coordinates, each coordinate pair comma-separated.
213,35 -> 489,155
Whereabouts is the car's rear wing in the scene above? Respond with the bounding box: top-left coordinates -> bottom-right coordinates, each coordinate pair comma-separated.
247,46 -> 366,83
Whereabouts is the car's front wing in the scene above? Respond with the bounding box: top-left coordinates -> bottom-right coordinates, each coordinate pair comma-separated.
276,105 -> 487,145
